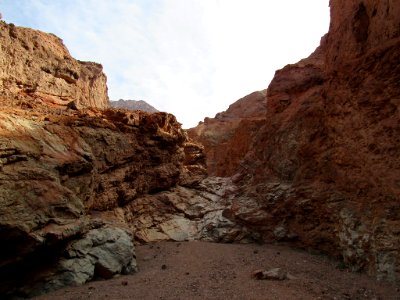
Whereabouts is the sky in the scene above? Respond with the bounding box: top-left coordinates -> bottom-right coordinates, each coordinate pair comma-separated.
0,0 -> 330,128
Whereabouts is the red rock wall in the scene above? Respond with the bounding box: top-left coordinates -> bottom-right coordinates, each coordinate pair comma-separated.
228,0 -> 400,283
188,90 -> 267,176
189,0 -> 400,283
326,0 -> 400,66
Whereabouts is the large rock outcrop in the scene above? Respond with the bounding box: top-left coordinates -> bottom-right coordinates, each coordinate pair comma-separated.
191,0 -> 400,283
0,22 -> 109,110
0,105 -> 207,297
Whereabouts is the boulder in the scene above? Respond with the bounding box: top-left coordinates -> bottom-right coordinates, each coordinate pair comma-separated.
252,268 -> 287,281
20,226 -> 136,297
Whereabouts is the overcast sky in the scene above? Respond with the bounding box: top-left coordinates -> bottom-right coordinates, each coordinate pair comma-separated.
0,1 -> 330,128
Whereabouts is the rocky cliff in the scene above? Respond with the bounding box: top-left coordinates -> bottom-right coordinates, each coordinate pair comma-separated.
110,99 -> 159,113
191,0 -> 400,283
0,104 -> 207,296
0,22 -> 222,297
0,22 -> 109,110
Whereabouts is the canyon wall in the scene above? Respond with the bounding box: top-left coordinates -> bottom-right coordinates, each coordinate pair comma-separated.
0,22 -> 214,297
188,90 -> 266,176
0,104 -> 207,296
191,0 -> 400,283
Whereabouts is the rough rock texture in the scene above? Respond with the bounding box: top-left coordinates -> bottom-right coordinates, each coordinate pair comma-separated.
188,90 -> 267,176
0,21 -> 210,298
110,99 -> 159,113
0,22 -> 109,110
125,177 -> 255,244
21,226 -> 136,297
0,104 -> 209,296
215,0 -> 400,284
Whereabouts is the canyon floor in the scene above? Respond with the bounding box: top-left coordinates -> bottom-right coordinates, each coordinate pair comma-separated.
34,241 -> 399,300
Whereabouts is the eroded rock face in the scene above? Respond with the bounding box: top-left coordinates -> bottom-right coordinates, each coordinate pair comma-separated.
125,177 -> 255,244
188,90 -> 267,176
0,21 -> 211,297
0,22 -> 109,110
0,105 -> 207,297
219,0 -> 400,283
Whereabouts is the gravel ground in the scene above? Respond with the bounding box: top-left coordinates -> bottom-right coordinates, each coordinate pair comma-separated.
35,241 -> 400,300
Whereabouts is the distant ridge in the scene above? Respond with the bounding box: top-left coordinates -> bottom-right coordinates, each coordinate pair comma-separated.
110,99 -> 159,112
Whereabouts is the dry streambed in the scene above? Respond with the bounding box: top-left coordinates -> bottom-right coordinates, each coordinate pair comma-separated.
35,241 -> 399,300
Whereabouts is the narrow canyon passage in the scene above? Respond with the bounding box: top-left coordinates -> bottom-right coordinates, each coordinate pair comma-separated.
1,0 -> 400,297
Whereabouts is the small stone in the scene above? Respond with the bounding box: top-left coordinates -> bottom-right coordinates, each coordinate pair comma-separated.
253,250 -> 259,254
121,280 -> 128,286
143,256 -> 151,261
252,268 -> 287,280
161,264 -> 167,270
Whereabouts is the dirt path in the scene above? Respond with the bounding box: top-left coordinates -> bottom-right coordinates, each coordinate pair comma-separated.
35,241 -> 399,300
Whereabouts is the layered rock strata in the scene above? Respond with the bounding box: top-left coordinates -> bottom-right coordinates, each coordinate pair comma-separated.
0,21 -> 214,297
0,105 -> 207,296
